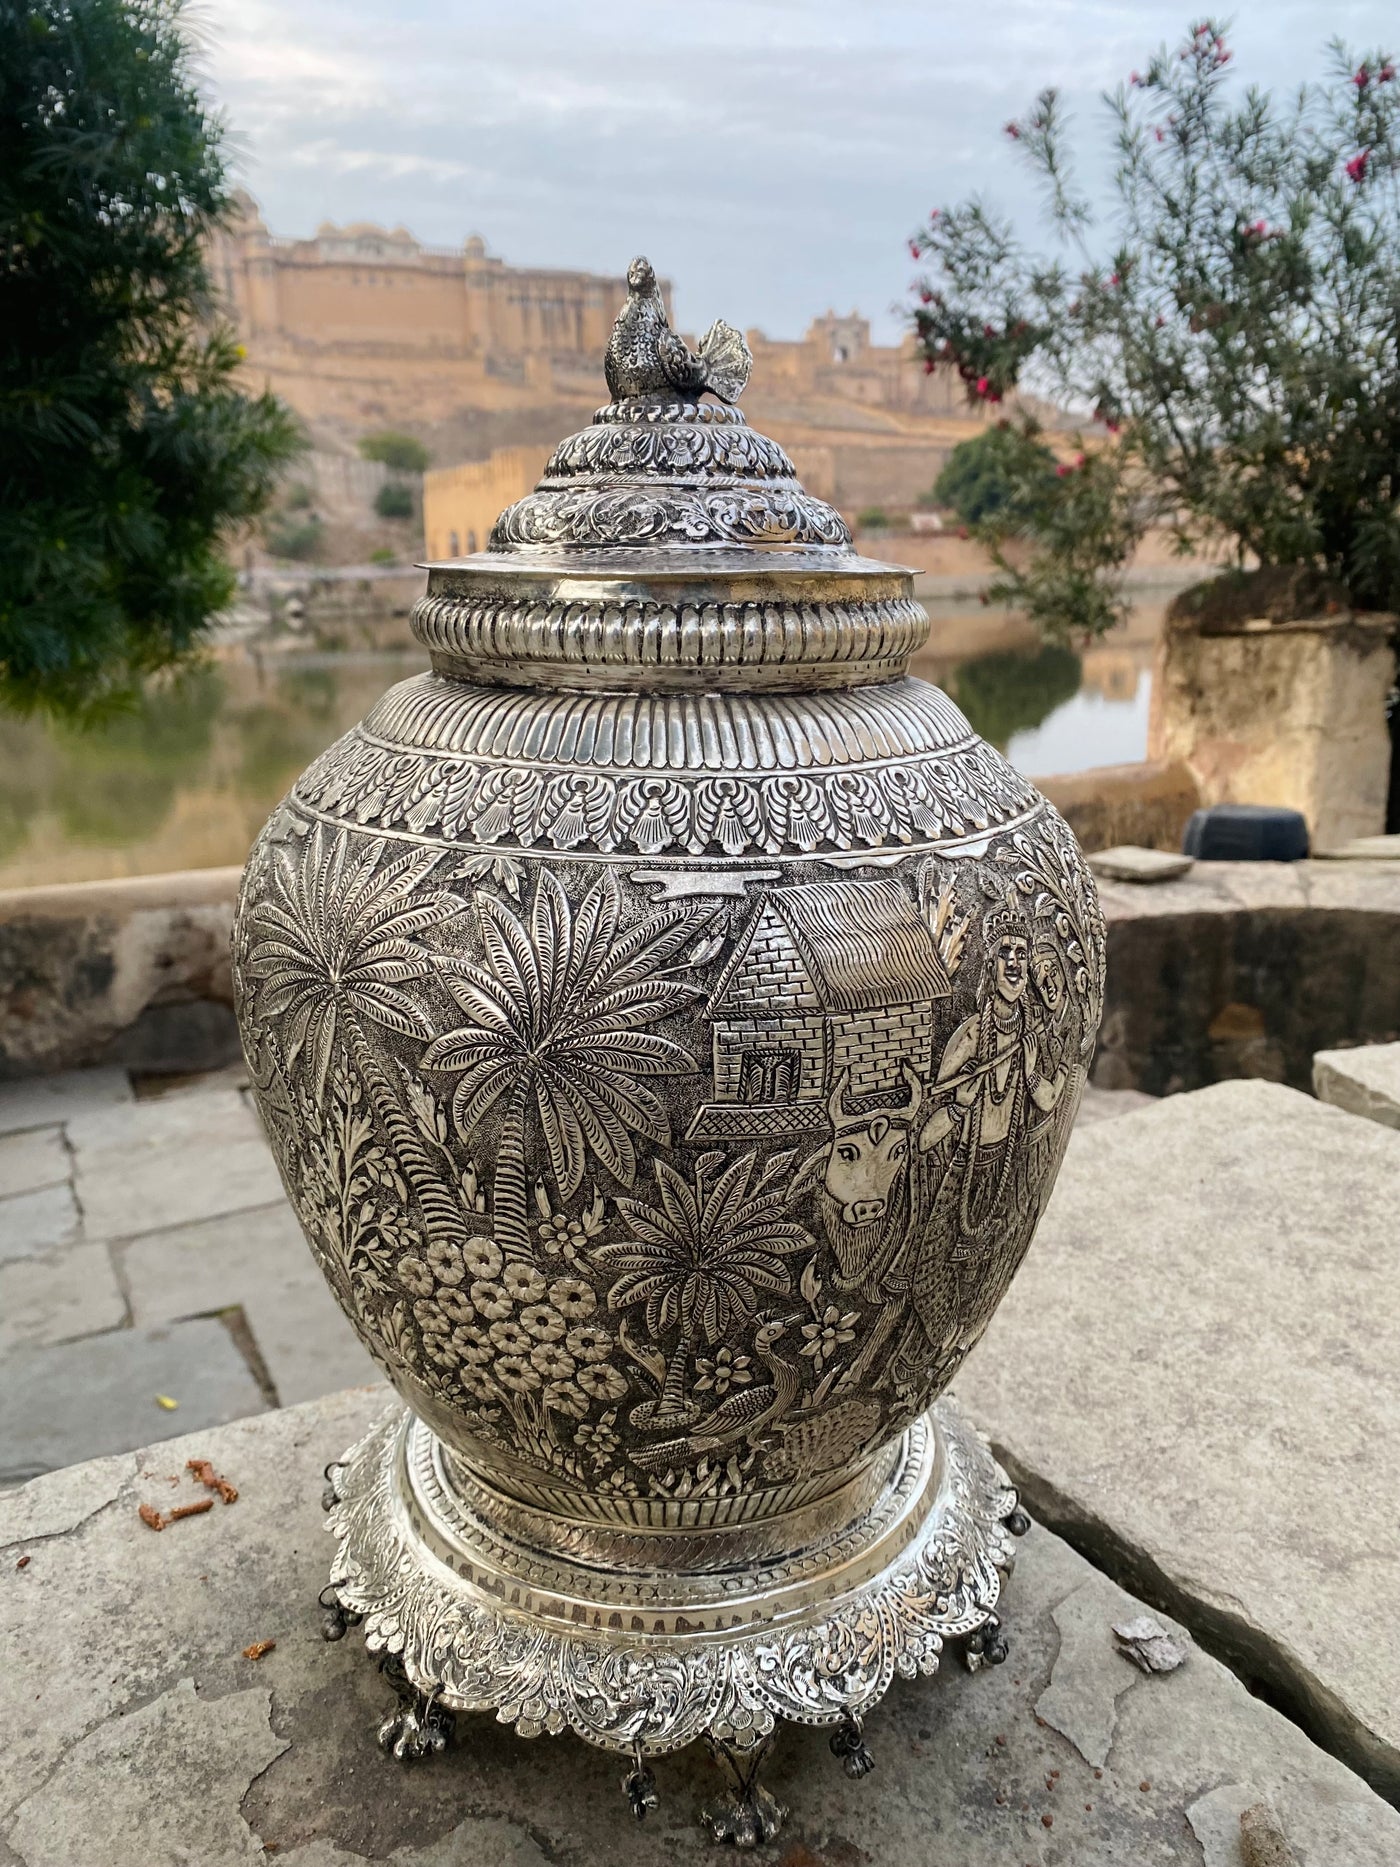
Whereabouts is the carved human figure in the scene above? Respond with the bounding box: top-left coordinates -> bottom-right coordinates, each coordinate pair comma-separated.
871,904 -> 1072,1385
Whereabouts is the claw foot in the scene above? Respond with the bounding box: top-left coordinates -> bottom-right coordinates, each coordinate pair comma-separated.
829,1713 -> 875,1780
702,1734 -> 785,1849
376,1653 -> 453,1761
962,1613 -> 1010,1673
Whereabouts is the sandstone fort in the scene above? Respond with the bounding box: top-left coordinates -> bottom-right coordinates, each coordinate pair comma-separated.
212,192 -> 1022,554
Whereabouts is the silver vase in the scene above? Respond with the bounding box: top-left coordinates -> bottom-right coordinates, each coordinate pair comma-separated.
232,260 -> 1103,1842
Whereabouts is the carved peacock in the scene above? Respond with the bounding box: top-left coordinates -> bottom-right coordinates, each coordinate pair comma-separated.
604,256 -> 752,404
629,1317 -> 802,1473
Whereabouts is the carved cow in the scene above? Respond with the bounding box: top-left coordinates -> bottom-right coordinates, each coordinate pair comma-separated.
815,1065 -> 933,1301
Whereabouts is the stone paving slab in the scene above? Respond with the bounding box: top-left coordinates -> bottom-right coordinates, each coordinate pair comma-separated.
955,1078 -> 1400,1804
0,1183 -> 81,1263
0,1318 -> 269,1486
0,1241 -> 126,1353
2,1389 -> 1397,1866
0,1064 -> 132,1135
0,1126 -> 67,1199
119,1204 -> 376,1404
1313,1040 -> 1400,1131
69,1086 -> 284,1240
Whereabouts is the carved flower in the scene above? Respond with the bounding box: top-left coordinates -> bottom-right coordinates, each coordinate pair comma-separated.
548,1277 -> 596,1322
425,1337 -> 460,1372
574,1415 -> 619,1463
800,1305 -> 859,1369
694,1346 -> 752,1397
520,1303 -> 565,1343
470,1280 -> 512,1320
575,1361 -> 628,1402
413,1300 -> 450,1337
397,1255 -> 435,1299
599,1468 -> 639,1499
544,1381 -> 590,1420
426,1238 -> 465,1288
529,1341 -> 577,1383
374,1211 -> 422,1255
460,1365 -> 500,1404
563,1323 -> 610,1364
458,1340 -> 493,1369
496,1355 -> 541,1394
437,1287 -> 476,1327
489,1319 -> 530,1356
502,1263 -> 546,1305
463,1236 -> 503,1281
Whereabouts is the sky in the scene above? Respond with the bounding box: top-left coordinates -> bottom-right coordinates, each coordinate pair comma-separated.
198,0 -> 1396,345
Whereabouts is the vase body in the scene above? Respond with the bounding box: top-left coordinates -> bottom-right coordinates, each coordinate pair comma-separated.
232,388 -> 1103,1543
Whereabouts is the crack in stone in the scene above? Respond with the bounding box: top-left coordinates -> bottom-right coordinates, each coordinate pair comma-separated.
991,1441 -> 1400,1810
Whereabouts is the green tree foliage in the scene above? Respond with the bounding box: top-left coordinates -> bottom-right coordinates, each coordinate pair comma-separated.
933,425 -> 1057,527
374,479 -> 415,520
0,0 -> 305,718
908,23 -> 1400,639
359,431 -> 431,474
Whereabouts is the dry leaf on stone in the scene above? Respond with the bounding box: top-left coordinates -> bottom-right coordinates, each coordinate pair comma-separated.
242,1639 -> 277,1661
1113,1614 -> 1190,1673
187,1457 -> 238,1504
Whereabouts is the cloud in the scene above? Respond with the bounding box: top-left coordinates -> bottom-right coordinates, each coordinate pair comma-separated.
198,0 -> 1398,342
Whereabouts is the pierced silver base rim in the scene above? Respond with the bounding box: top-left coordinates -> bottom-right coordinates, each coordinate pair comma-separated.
324,1396 -> 1019,1757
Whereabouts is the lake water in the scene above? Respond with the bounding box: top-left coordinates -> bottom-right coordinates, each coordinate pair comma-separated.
0,629 -> 1153,890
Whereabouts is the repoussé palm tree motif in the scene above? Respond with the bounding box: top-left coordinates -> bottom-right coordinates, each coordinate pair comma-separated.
596,1150 -> 813,1430
247,824 -> 465,1102
421,870 -> 712,1259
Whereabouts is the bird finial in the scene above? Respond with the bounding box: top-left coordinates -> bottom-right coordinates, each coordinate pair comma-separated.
604,255 -> 752,404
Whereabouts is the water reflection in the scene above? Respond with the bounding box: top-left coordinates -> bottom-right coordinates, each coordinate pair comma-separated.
0,626 -> 1153,889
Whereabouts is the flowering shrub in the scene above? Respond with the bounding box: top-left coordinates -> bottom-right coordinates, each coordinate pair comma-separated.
908,22 -> 1400,639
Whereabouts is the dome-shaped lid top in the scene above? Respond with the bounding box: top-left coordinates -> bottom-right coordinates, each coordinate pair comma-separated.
412,257 -> 928,693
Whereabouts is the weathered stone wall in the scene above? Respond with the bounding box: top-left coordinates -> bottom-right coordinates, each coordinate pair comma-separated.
0,870 -> 242,1081
1039,760 -> 1201,855
1147,614 -> 1397,850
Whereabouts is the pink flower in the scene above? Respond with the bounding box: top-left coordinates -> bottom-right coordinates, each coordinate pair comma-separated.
1346,150 -> 1370,184
1251,219 -> 1267,235
1353,66 -> 1371,90
1109,272 -> 1121,287
983,322 -> 996,337
1380,63 -> 1396,84
929,206 -> 941,218
909,238 -> 921,260
1129,70 -> 1141,87
975,375 -> 990,396
1154,126 -> 1165,143
919,288 -> 933,305
1155,313 -> 1166,327
1105,419 -> 1121,434
923,357 -> 935,375
1055,463 -> 1073,478
1075,453 -> 1087,468
1005,120 -> 1021,140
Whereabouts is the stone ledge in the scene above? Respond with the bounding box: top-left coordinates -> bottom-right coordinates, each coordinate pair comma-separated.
955,1078 -> 1400,1804
1313,1040 -> 1400,1131
3,1386 -> 1398,1864
1092,857 -> 1400,1092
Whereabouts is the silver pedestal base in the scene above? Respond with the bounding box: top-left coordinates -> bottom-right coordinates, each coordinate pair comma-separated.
321,1399 -> 1025,1844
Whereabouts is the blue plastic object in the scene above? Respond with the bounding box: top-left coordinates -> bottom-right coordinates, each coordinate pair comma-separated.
1182,804 -> 1310,862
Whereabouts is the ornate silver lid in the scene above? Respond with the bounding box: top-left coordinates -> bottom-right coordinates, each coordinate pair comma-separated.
412,257 -> 928,694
